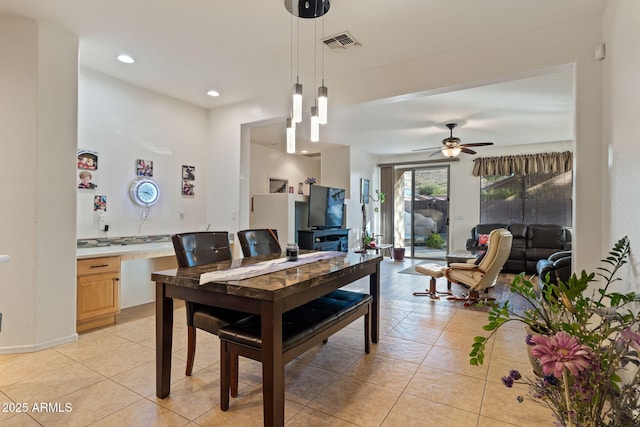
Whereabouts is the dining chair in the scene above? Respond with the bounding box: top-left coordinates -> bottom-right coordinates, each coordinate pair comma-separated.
446,228 -> 513,306
171,231 -> 249,390
236,229 -> 281,257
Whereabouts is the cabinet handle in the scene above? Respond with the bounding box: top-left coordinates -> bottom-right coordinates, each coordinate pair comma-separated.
89,264 -> 110,269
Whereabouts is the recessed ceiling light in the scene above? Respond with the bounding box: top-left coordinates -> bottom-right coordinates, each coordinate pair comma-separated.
301,150 -> 308,154
116,54 -> 135,64
207,90 -> 220,97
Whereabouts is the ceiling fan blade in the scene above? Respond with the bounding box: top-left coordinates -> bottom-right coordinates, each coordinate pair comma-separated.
429,149 -> 443,158
461,142 -> 494,147
412,146 -> 442,152
461,147 -> 477,155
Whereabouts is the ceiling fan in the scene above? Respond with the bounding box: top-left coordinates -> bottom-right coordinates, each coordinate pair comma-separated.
414,123 -> 494,158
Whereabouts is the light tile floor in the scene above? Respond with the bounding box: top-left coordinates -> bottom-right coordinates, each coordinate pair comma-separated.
0,258 -> 554,426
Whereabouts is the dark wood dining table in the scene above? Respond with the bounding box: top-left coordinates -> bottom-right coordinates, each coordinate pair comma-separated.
152,251 -> 382,427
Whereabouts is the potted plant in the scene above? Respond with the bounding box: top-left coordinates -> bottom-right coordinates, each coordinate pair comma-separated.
469,237 -> 640,426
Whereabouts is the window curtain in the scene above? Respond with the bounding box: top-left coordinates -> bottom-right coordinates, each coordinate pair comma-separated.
472,151 -> 572,177
379,166 -> 394,246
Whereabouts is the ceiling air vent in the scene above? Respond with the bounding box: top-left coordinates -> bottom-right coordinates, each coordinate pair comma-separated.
322,32 -> 361,50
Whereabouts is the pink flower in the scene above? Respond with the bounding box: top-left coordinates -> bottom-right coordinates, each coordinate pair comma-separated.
620,328 -> 640,352
529,331 -> 592,378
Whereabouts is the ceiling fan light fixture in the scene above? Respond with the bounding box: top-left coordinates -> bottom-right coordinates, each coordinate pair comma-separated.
442,146 -> 462,158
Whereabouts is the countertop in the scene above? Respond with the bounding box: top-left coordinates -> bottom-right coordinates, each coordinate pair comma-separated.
77,242 -> 175,261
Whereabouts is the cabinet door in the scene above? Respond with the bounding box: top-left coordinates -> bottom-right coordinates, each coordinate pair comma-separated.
77,272 -> 120,321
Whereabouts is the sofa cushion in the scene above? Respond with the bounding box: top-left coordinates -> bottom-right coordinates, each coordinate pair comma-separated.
474,223 -> 507,238
507,223 -> 528,239
527,225 -> 566,249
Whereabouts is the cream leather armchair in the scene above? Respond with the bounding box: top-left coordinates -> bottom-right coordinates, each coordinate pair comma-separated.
446,228 -> 513,305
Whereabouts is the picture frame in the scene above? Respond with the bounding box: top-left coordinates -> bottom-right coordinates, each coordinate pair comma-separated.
182,165 -> 195,180
360,178 -> 370,204
136,159 -> 154,177
269,177 -> 288,193
77,149 -> 98,170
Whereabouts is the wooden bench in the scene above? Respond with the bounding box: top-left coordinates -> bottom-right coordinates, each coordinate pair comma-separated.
218,289 -> 372,410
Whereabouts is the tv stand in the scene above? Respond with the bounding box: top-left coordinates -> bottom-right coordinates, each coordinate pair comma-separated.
298,229 -> 349,252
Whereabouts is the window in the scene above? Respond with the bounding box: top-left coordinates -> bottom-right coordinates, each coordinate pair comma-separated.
480,171 -> 572,226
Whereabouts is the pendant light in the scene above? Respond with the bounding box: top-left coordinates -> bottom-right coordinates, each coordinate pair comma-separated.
317,3 -> 328,125
286,117 -> 296,153
318,83 -> 328,125
310,105 -> 319,142
292,16 -> 302,123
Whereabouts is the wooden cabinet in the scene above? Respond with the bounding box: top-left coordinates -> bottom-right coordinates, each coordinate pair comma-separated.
298,229 -> 349,252
77,256 -> 121,332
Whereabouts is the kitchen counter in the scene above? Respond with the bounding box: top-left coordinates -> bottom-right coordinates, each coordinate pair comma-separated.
77,242 -> 174,261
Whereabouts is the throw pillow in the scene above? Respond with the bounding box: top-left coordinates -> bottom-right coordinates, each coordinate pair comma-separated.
478,234 -> 490,246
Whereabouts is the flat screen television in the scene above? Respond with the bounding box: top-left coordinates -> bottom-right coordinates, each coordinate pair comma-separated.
308,185 -> 345,229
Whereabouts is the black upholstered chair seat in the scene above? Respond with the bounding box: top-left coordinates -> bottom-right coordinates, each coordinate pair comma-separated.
218,290 -> 372,350
191,304 -> 249,334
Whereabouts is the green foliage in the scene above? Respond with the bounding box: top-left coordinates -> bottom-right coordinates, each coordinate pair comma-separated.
416,182 -> 446,196
469,236 -> 640,426
425,233 -> 445,249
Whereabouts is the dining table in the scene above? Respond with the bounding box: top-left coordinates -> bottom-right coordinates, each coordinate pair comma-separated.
152,250 -> 382,427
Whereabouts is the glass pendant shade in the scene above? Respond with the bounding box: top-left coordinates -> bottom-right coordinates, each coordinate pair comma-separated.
286,118 -> 296,153
292,82 -> 303,123
317,85 -> 328,124
441,146 -> 462,158
310,106 -> 319,142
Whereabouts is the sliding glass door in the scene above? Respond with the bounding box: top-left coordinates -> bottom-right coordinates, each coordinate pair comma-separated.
402,166 -> 450,259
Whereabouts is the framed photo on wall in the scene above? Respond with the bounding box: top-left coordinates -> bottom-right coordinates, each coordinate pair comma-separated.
360,178 -> 370,204
269,177 -> 288,193
182,165 -> 195,180
136,159 -> 153,177
78,149 -> 98,170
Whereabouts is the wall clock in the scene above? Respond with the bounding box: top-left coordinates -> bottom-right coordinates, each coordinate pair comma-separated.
129,178 -> 160,207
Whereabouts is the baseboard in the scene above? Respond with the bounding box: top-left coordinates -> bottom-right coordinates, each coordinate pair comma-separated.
0,333 -> 78,355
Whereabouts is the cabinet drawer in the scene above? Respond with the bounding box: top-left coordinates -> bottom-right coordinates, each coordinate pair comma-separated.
77,256 -> 120,276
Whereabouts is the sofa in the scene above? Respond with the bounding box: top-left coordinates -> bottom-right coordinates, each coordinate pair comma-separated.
466,223 -> 572,274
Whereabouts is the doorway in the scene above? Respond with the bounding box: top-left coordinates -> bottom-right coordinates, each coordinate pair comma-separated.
401,166 -> 450,259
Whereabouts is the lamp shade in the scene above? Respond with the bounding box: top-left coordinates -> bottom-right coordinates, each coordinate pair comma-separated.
317,85 -> 328,124
310,106 -> 319,142
286,118 -> 296,153
441,146 -> 462,158
292,82 -> 303,123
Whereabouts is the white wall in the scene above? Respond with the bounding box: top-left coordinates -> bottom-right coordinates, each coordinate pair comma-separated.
0,16 -> 78,353
76,70 -> 212,307
249,143 -> 320,196
77,69 -> 210,238
603,0 -> 640,292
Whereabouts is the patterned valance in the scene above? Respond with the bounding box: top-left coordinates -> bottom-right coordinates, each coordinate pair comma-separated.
472,151 -> 573,176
